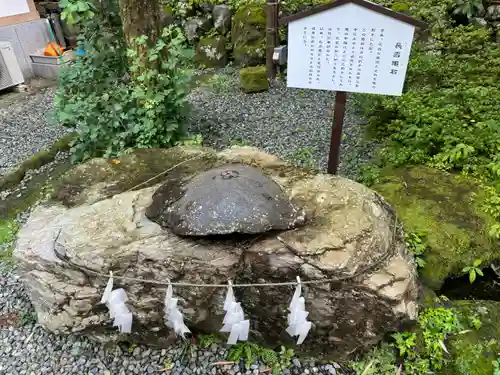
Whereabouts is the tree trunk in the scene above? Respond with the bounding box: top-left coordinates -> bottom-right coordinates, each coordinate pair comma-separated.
119,0 -> 162,47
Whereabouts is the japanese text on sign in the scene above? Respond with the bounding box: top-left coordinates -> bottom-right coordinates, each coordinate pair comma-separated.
287,2 -> 416,96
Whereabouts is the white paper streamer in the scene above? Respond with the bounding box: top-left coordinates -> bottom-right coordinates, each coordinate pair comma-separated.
220,282 -> 249,345
100,271 -> 114,304
100,272 -> 133,333
164,283 -> 191,338
286,277 -> 312,345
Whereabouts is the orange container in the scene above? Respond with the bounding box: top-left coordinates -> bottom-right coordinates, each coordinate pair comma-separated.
44,42 -> 64,57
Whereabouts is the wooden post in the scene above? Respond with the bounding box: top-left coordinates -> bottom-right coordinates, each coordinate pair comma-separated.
266,0 -> 278,79
327,91 -> 347,175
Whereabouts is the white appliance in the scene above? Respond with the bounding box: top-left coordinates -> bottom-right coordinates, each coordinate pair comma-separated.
0,41 -> 24,90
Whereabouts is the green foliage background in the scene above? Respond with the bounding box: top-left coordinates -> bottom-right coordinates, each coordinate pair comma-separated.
357,0 -> 500,238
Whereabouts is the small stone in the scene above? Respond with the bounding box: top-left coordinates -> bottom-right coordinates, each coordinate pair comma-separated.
304,369 -> 310,375
239,66 -> 269,94
324,364 -> 336,375
292,358 -> 301,368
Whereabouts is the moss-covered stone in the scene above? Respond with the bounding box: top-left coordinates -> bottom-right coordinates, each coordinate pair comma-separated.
51,147 -> 221,207
196,35 -> 228,68
372,166 -> 498,289
0,132 -> 75,191
231,4 -> 266,66
438,300 -> 500,375
239,65 -> 269,93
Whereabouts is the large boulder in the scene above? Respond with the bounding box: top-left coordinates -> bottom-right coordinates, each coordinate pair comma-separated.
231,5 -> 266,66
14,147 -> 419,359
372,166 -> 499,289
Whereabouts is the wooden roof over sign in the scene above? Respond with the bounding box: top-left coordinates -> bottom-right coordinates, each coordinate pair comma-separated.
279,0 -> 428,29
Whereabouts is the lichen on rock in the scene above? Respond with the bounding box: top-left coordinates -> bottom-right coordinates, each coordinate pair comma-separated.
372,166 -> 499,289
196,35 -> 228,68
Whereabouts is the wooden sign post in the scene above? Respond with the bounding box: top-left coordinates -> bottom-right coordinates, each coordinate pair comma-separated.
279,0 -> 426,174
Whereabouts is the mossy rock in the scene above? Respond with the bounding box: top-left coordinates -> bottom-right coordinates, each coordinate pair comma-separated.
51,147 -> 221,207
0,132 -> 75,191
231,4 -> 266,66
239,65 -> 269,93
438,300 -> 500,375
372,166 -> 498,289
196,35 -> 228,68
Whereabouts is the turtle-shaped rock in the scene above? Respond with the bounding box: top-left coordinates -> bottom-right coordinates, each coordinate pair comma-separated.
146,164 -> 306,236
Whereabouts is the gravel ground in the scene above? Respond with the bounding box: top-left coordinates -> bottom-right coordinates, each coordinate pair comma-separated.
188,71 -> 377,181
0,74 -> 378,375
0,87 -> 69,175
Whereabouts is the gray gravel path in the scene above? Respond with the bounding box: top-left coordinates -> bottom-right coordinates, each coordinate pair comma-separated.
0,74 -> 375,375
0,87 -> 69,175
188,72 -> 377,181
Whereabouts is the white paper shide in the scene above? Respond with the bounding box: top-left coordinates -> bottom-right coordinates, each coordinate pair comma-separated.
220,283 -> 250,345
164,284 -> 191,338
100,272 -> 133,333
286,279 -> 312,345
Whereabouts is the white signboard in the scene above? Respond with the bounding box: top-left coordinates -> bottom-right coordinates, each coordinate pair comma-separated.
0,0 -> 30,18
286,2 -> 415,96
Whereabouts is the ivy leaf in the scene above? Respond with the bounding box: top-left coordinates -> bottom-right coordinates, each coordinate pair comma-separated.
473,259 -> 482,267
476,269 -> 484,277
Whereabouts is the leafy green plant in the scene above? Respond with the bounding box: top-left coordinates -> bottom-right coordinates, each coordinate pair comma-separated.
392,332 -> 417,357
206,74 -> 236,93
405,232 -> 428,268
292,147 -> 316,169
351,298 -> 483,375
462,259 -> 484,283
350,346 -> 399,375
453,0 -> 484,19
0,219 -> 20,261
60,0 -> 95,25
55,0 -> 194,162
227,343 -> 294,375
360,7 -> 500,236
17,311 -> 37,326
417,306 -> 462,369
493,357 -> 500,375
197,333 -> 221,349
358,165 -> 381,186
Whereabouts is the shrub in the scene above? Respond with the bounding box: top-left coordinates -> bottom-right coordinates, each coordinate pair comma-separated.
55,0 -> 193,162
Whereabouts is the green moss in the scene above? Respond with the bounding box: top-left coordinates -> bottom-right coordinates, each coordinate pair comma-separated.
438,300 -> 500,375
391,1 -> 411,12
51,147 -> 221,207
231,4 -> 266,66
0,132 -> 75,191
0,218 -> 20,260
196,36 -> 228,68
239,65 -> 269,93
372,166 -> 498,289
